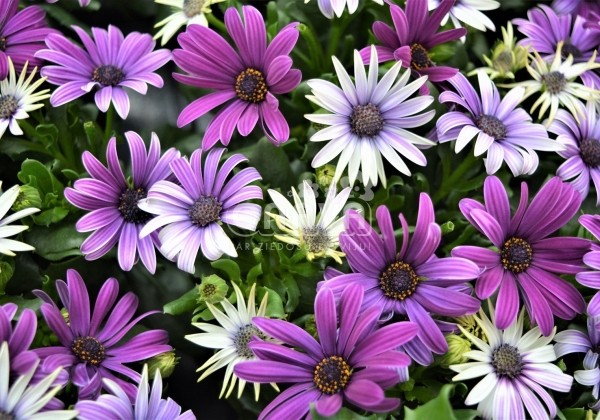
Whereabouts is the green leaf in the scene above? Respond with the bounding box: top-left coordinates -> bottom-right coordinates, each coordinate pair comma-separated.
404,384 -> 477,420
282,273 -> 300,313
0,295 -> 42,314
0,260 -> 15,295
34,207 -> 69,226
247,263 -> 263,284
210,259 -> 241,282
17,159 -> 64,197
259,286 -> 285,318
24,222 -> 83,261
558,408 -> 587,420
35,124 -> 59,149
247,137 -> 295,189
163,287 -> 199,316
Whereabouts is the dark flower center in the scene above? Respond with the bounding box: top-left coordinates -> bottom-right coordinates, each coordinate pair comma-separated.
491,343 -> 523,379
71,336 -> 106,366
380,261 -> 419,300
561,41 -> 583,59
313,355 -> 352,395
475,114 -> 507,140
0,37 -> 6,51
235,68 -> 267,103
350,103 -> 384,138
580,137 -> 600,168
541,71 -> 567,95
302,226 -> 330,253
0,411 -> 14,420
182,0 -> 205,17
0,95 -> 18,119
501,237 -> 532,273
233,324 -> 266,359
92,65 -> 125,87
118,188 -> 153,224
189,195 -> 222,227
410,43 -> 432,70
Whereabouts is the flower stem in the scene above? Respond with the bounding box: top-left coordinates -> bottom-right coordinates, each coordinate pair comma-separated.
206,13 -> 227,35
102,103 -> 115,151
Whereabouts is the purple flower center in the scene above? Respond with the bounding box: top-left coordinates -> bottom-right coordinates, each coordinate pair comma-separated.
235,68 -> 268,103
0,37 -> 6,51
182,0 -> 205,17
302,226 -> 329,253
189,195 -> 222,227
313,355 -> 352,395
541,71 -> 567,95
233,324 -> 266,359
0,95 -> 18,120
410,43 -> 432,71
350,103 -> 384,138
71,336 -> 106,366
118,188 -> 153,224
380,261 -> 419,300
501,237 -> 532,274
92,65 -> 125,87
0,411 -> 13,420
580,137 -> 600,168
561,41 -> 583,59
475,114 -> 507,140
491,343 -> 522,379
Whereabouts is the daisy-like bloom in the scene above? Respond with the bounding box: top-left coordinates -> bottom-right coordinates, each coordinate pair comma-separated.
306,46 -> 435,187
234,284 -> 419,418
320,196 -> 481,363
64,131 -> 179,273
428,0 -> 499,33
452,176 -> 587,336
0,303 -> 39,377
476,23 -> 529,80
437,71 -> 561,176
359,0 -> 466,84
36,25 -> 172,119
186,282 -> 276,401
76,364 -> 195,420
0,342 -> 77,420
548,101 -> 600,204
173,5 -> 301,148
138,148 -> 262,274
267,181 -> 351,263
450,304 -> 573,420
552,0 -> 600,19
0,182 -> 39,256
304,0 -> 382,19
153,0 -> 226,46
33,269 -> 172,400
578,214 -> 600,288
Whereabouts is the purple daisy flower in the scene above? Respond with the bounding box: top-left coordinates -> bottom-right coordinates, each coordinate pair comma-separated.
173,5 -> 301,149
320,195 -> 481,363
234,284 -> 419,418
578,214 -> 600,288
552,0 -> 600,19
0,303 -> 38,376
64,131 -> 180,274
437,71 -> 561,176
138,147 -> 262,274
359,0 -> 466,85
0,0 -> 55,79
35,25 -> 171,119
452,176 -> 587,336
33,269 -> 172,400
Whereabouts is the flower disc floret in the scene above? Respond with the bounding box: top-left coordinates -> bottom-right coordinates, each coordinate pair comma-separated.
313,356 -> 352,395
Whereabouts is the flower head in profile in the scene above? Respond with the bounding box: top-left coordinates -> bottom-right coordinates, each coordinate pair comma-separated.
452,176 -> 587,336
306,46 -> 435,187
578,214 -> 600,288
437,71 -> 561,176
0,182 -> 39,256
304,0 -> 382,19
0,303 -> 38,376
235,284 -> 419,418
428,0 -> 499,33
451,303 -> 573,420
476,22 -> 529,80
267,181 -> 351,263
34,269 -> 172,400
65,132 -> 180,274
173,5 -> 301,148
139,148 -> 262,274
36,25 -> 172,119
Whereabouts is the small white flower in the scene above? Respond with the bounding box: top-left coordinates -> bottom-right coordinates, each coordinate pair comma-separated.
305,0 -> 382,19
154,0 -> 226,46
428,0 -> 500,33
0,183 -> 39,256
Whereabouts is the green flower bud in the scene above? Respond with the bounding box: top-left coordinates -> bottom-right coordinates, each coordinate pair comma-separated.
439,334 -> 472,367
315,165 -> 336,191
11,185 -> 42,212
146,351 -> 180,378
197,275 -> 229,305
457,315 -> 486,342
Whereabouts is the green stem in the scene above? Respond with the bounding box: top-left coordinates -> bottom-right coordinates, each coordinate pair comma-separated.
206,13 -> 227,35
326,14 -> 352,59
102,103 -> 115,151
432,152 -> 478,205
298,23 -> 324,74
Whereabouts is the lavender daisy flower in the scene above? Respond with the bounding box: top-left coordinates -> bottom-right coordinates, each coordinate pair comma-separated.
76,364 -> 195,420
0,303 -> 38,376
304,0 -> 383,19
234,284 -> 419,418
173,5 -> 301,148
359,0 -> 466,84
320,195 -> 481,363
452,176 -> 587,336
138,148 -> 262,274
428,0 -> 499,33
552,0 -> 600,19
64,132 -> 180,274
437,71 -> 561,176
36,25 -> 172,119
578,214 -> 600,288
34,269 -> 172,400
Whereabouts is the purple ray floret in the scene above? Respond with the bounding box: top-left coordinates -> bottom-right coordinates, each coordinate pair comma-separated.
0,303 -> 38,377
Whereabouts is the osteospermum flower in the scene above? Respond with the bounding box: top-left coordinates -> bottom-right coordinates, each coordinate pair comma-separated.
304,0 -> 382,19
36,25 -> 172,119
321,195 -> 481,363
306,46 -> 435,187
428,0 -> 499,33
452,176 -> 587,336
267,181 -> 351,263
0,182 -> 39,256
138,148 -> 262,274
0,303 -> 39,377
186,282 -> 276,401
437,71 -> 561,176
34,269 -> 172,400
476,22 -> 529,80
173,5 -> 301,148
64,132 -> 179,273
578,214 -> 600,288
235,284 -> 419,418
451,304 -> 573,420
76,364 -> 195,420
153,0 -> 225,46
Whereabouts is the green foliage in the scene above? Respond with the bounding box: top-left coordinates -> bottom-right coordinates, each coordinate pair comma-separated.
404,384 -> 478,420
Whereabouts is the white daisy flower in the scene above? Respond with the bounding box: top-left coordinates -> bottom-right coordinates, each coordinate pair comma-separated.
267,180 -> 351,264
450,303 -> 573,420
185,282 -> 278,401
0,183 -> 40,256
306,45 -> 435,187
305,0 -> 383,19
428,0 -> 500,33
0,58 -> 50,139
154,0 -> 226,46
